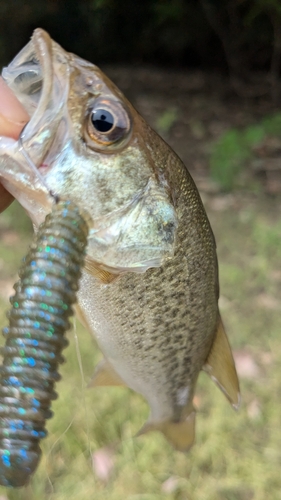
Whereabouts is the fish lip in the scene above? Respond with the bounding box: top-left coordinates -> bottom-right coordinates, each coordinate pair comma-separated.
2,28 -> 70,173
2,29 -> 48,125
0,29 -> 71,219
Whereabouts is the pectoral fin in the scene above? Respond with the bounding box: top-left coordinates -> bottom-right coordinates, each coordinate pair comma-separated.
88,359 -> 126,388
84,257 -> 119,284
203,315 -> 240,409
137,410 -> 196,452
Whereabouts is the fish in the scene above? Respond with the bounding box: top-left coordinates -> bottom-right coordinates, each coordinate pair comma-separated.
0,29 -> 240,452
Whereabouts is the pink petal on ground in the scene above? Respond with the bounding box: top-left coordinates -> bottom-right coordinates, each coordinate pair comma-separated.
92,446 -> 115,483
161,476 -> 180,494
233,350 -> 261,379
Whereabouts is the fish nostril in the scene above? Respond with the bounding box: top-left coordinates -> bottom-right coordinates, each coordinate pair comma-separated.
163,221 -> 177,244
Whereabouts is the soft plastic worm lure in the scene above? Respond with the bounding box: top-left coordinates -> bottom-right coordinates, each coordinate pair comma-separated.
0,200 -> 88,487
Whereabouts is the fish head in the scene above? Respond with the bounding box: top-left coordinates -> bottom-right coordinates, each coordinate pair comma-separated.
0,29 -> 177,274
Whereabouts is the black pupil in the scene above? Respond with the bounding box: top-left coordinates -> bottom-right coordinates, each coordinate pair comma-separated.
92,109 -> 114,133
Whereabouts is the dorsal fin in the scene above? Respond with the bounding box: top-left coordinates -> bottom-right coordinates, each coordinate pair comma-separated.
88,358 -> 126,388
203,315 -> 240,409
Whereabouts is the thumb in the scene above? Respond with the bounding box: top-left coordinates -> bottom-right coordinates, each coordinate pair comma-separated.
0,77 -> 29,212
0,77 -> 29,139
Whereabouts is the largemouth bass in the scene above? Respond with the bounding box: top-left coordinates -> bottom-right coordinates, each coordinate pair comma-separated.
0,29 -> 240,451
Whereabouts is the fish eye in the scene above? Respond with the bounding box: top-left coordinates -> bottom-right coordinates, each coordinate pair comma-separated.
85,97 -> 132,150
92,109 -> 114,133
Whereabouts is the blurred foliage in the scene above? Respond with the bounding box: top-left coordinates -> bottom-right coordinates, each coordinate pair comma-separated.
0,0 -> 280,82
210,113 -> 281,190
155,107 -> 178,135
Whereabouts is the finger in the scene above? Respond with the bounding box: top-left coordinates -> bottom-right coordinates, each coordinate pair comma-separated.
0,184 -> 15,212
0,77 -> 29,213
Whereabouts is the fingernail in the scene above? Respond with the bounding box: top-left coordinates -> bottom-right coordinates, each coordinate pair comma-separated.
0,113 -> 25,139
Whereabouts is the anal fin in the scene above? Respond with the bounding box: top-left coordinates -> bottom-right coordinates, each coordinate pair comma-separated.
137,410 -> 196,452
88,358 -> 126,388
203,314 -> 240,409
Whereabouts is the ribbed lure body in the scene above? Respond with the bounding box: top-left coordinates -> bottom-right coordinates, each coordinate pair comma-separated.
0,200 -> 88,487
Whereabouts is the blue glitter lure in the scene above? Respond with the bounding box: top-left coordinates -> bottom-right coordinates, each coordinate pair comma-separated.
0,200 -> 88,487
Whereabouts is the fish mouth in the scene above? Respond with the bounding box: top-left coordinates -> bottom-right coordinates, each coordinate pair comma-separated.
2,28 -> 69,169
0,28 -> 69,221
0,29 -> 178,273
0,28 -> 70,218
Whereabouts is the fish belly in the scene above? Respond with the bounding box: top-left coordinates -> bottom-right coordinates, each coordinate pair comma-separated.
77,247 -> 218,423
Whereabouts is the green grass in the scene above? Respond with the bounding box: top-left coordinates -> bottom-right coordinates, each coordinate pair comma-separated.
0,196 -> 281,499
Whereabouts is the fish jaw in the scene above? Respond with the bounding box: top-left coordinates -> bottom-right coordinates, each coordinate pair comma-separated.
0,29 -> 177,271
